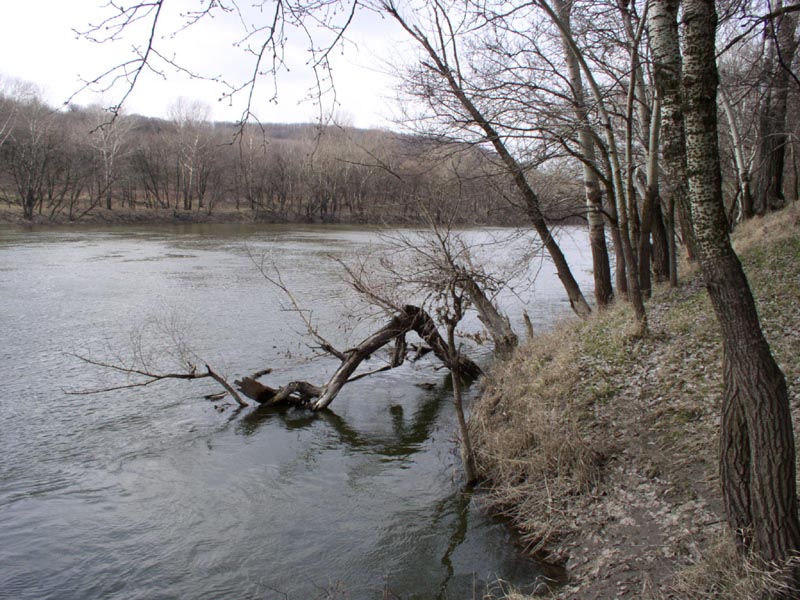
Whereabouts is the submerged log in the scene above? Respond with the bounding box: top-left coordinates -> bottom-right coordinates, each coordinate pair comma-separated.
235,304 -> 482,411
234,377 -> 324,406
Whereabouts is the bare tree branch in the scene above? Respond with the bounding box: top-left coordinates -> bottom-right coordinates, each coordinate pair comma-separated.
65,353 -> 248,407
248,246 -> 347,360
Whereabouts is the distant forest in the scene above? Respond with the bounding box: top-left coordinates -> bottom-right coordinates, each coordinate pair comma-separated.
0,87 -> 583,225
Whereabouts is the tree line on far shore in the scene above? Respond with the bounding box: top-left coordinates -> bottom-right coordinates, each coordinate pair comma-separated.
0,85 -> 588,225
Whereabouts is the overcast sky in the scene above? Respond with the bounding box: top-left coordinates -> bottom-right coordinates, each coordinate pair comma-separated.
0,0 -> 407,128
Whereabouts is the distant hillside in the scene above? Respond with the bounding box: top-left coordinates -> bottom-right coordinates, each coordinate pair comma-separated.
0,94 -> 584,226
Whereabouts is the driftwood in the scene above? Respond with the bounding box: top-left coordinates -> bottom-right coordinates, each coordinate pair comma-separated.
235,304 -> 482,410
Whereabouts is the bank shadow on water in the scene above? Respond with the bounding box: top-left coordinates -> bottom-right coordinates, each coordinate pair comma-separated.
235,379 -> 553,598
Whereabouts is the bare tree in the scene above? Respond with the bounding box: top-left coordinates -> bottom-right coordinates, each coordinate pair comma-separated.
1,97 -> 61,220
552,0 -> 614,307
649,0 -> 692,285
536,0 -> 647,330
0,75 -> 37,153
719,81 -> 757,224
168,98 -> 214,211
86,106 -> 137,211
132,123 -> 176,210
383,0 -> 593,319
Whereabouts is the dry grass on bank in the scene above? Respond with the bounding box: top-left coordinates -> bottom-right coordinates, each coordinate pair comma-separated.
649,535 -> 800,600
471,203 -> 800,598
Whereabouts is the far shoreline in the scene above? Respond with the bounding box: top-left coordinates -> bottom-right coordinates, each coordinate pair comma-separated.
0,206 -> 346,228
0,205 -> 580,229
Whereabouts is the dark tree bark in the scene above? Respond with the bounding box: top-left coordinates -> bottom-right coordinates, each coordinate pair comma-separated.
682,0 -> 800,589
650,199 -> 670,282
720,392 -> 753,550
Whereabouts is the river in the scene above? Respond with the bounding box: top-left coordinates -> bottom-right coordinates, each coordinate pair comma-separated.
0,224 -> 594,599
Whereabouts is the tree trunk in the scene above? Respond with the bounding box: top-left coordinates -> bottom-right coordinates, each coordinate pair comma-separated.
602,174 -> 629,297
24,189 -> 35,220
720,384 -> 753,551
638,96 -> 662,298
461,94 -> 593,320
649,0 -> 693,282
620,54 -> 648,332
555,0 -> 613,308
462,276 -> 518,356
683,0 -> 800,588
651,199 -> 670,283
754,2 -> 798,215
720,86 -> 754,221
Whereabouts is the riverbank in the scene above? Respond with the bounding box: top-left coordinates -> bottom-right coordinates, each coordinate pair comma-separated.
0,205 -> 261,226
473,203 -> 800,598
0,202 -> 579,228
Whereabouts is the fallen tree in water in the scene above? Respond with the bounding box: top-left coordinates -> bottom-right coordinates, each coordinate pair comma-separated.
70,302 -> 481,412
235,303 -> 481,410
70,221 -> 525,484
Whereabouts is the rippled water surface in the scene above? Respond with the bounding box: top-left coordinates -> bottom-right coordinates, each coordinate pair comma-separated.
0,224 -> 593,599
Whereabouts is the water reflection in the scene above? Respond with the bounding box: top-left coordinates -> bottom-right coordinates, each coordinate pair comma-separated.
236,380 -> 546,598
437,487 -> 471,596
240,384 -> 448,458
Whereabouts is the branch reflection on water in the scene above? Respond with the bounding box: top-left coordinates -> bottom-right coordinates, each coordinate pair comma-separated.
237,377 -> 450,458
234,378 -> 551,597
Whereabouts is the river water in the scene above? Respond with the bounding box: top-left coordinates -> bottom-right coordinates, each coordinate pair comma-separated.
0,224 -> 593,599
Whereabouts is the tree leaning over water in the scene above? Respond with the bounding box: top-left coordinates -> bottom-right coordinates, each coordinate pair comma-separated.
381,0 -> 593,320
682,0 -> 800,592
